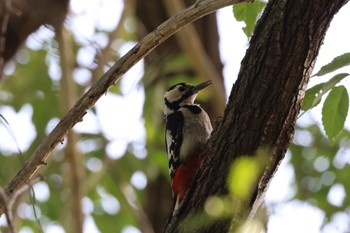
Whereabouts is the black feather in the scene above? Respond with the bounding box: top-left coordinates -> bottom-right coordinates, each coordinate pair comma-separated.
164,97 -> 180,111
165,111 -> 184,178
183,105 -> 202,114
167,83 -> 186,91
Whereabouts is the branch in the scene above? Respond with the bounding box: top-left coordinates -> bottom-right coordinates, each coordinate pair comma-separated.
0,176 -> 42,232
0,0 -> 248,216
0,187 -> 15,233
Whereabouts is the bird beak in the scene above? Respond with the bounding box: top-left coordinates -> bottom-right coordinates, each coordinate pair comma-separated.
191,80 -> 212,93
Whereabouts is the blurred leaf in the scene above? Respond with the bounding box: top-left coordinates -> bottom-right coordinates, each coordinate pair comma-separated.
302,73 -> 349,110
228,148 -> 269,199
228,157 -> 258,199
322,86 -> 348,143
233,1 -> 266,38
163,53 -> 192,75
314,53 -> 350,76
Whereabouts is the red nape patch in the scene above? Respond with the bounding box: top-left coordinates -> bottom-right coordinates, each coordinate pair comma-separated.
171,152 -> 203,202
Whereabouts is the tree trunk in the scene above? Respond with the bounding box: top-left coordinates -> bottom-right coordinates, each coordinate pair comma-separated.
164,0 -> 349,232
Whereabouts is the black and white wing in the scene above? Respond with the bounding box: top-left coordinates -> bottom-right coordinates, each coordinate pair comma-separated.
165,111 -> 184,178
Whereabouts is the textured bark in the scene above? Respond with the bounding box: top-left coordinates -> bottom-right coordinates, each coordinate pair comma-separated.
164,0 -> 349,232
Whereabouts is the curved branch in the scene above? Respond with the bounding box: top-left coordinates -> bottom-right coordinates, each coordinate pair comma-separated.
0,0 -> 248,216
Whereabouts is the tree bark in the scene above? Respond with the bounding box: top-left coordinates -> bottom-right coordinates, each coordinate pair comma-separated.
164,0 -> 349,232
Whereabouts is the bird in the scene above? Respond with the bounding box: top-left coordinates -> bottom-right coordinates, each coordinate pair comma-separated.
163,80 -> 213,210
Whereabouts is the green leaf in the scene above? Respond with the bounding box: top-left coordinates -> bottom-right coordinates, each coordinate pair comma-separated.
302,73 -> 349,110
233,1 -> 266,38
227,148 -> 269,200
228,157 -> 259,199
322,86 -> 349,142
314,53 -> 350,76
302,83 -> 323,111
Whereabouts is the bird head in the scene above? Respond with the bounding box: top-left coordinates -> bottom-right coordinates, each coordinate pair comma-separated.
163,80 -> 212,115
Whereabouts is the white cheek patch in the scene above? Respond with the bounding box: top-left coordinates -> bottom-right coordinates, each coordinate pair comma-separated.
165,91 -> 181,103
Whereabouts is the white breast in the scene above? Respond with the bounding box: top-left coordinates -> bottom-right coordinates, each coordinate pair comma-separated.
179,107 -> 213,161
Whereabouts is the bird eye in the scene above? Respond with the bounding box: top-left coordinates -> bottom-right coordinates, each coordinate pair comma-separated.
178,86 -> 185,92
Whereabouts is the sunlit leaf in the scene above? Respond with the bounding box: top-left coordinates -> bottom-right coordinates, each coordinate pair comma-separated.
314,53 -> 350,76
228,157 -> 259,199
322,86 -> 349,142
227,148 -> 269,200
233,1 -> 266,38
302,73 -> 349,110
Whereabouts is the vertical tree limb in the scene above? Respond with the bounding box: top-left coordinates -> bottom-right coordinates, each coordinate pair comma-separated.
56,26 -> 84,233
0,0 -> 11,77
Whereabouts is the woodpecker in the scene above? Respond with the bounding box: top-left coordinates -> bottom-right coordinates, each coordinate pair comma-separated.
163,80 -> 213,210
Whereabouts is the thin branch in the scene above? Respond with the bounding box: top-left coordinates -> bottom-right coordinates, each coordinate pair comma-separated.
0,187 -> 15,233
0,176 -> 42,233
0,0 -> 249,215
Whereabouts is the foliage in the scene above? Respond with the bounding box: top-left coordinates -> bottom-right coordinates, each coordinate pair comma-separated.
322,86 -> 349,143
301,73 -> 349,111
313,53 -> 350,76
289,54 -> 350,230
233,0 -> 266,38
302,53 -> 350,142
